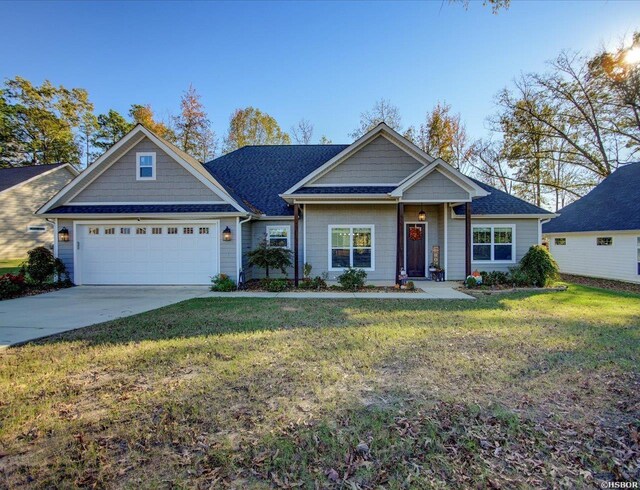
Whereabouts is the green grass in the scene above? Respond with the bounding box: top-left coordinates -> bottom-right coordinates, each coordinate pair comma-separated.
0,258 -> 24,275
0,284 -> 638,488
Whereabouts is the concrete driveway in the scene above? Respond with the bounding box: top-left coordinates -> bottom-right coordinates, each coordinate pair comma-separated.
0,286 -> 210,347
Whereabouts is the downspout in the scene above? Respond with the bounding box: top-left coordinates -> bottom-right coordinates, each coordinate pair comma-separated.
539,218 -> 551,246
237,215 -> 252,284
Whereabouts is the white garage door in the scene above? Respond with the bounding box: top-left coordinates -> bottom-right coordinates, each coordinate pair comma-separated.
76,222 -> 219,285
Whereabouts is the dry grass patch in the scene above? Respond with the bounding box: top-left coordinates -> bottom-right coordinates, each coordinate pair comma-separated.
0,285 -> 638,488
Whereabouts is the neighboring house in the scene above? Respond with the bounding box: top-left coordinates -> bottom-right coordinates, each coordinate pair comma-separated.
0,164 -> 78,259
37,123 -> 553,285
543,162 -> 640,284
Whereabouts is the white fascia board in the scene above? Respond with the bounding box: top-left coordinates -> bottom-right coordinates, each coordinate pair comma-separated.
41,212 -> 248,220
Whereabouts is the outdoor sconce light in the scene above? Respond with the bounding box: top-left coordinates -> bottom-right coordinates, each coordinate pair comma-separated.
58,227 -> 70,242
222,226 -> 232,241
418,209 -> 426,222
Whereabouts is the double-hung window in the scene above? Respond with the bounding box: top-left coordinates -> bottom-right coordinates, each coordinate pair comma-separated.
266,226 -> 290,248
472,225 -> 515,263
136,152 -> 156,180
329,225 -> 374,270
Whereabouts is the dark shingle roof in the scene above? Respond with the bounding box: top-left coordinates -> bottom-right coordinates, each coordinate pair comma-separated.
453,179 -> 554,216
542,162 -> 640,233
0,164 -> 68,193
294,186 -> 396,194
205,145 -> 348,215
46,204 -> 237,214
204,145 -> 552,217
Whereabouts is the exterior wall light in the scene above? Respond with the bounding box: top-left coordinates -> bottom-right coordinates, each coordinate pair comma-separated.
418,209 -> 426,221
58,226 -> 70,242
222,226 -> 232,241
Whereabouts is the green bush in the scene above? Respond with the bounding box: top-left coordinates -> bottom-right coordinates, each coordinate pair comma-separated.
406,281 -> 415,291
480,270 -> 510,287
337,267 -> 367,291
509,267 -> 532,287
24,247 -> 56,284
260,278 -> 290,292
518,245 -> 559,287
465,276 -> 478,289
211,274 -> 236,292
0,273 -> 26,299
54,258 -> 71,284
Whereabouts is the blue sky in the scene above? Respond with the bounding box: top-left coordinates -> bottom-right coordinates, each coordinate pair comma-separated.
2,0 -> 639,145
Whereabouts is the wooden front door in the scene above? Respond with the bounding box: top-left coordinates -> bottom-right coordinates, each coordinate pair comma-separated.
406,224 -> 426,277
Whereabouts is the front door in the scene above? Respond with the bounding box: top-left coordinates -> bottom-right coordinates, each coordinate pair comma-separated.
406,223 -> 426,277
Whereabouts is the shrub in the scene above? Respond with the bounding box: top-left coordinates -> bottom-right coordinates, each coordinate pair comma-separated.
337,267 -> 367,291
311,273 -> 328,290
24,247 -> 56,284
465,276 -> 478,288
519,245 -> 559,287
211,274 -> 236,292
480,270 -> 510,287
509,267 -> 532,287
247,239 -> 292,278
406,281 -> 415,291
303,262 -> 312,279
0,273 -> 26,299
260,278 -> 290,292
54,258 -> 71,284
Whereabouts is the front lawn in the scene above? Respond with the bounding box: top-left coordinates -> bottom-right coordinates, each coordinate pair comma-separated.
0,285 -> 638,488
0,258 -> 23,275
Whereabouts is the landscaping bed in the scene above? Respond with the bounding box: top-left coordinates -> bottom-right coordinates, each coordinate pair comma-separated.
561,273 -> 640,295
243,279 -> 424,293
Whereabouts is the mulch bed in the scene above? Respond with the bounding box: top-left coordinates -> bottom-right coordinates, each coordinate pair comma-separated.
1,283 -> 73,301
242,279 -> 423,293
560,273 -> 640,295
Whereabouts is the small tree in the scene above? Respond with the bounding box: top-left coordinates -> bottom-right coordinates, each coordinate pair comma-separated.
518,245 -> 559,287
247,239 -> 292,278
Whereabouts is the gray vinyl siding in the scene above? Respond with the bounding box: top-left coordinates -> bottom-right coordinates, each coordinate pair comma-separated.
70,137 -> 226,203
311,136 -> 423,185
304,204 -> 396,281
446,213 -> 541,279
0,167 -> 75,259
219,218 -> 237,279
403,170 -> 470,201
241,219 -> 252,278
57,218 -> 75,281
246,219 -> 301,279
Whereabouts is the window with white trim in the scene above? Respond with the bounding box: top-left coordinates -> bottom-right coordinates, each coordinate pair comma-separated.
472,225 -> 515,262
554,238 -> 566,246
167,227 -> 178,235
596,237 -> 613,246
27,224 -> 47,233
136,152 -> 156,180
199,227 -> 210,235
152,227 -> 162,235
266,225 -> 290,248
88,227 -> 100,235
104,227 -> 115,235
120,227 -> 131,235
136,227 -> 147,235
329,225 -> 374,270
183,227 -> 194,235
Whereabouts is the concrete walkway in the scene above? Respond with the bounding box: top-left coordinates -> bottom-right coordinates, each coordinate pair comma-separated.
0,286 -> 210,348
